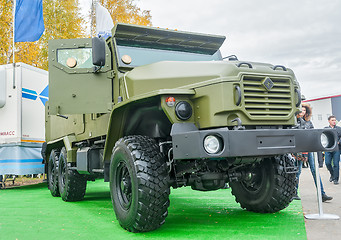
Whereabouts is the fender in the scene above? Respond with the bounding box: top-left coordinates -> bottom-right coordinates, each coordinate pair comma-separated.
102,95 -> 166,163
103,89 -> 195,163
46,135 -> 77,163
103,105 -> 126,163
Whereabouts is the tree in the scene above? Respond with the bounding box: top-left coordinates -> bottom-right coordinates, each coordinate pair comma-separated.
0,0 -> 86,70
0,0 -> 152,70
90,0 -> 151,36
0,0 -> 14,64
38,0 -> 86,70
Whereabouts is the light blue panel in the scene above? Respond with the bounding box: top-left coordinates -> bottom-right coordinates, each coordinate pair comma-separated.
0,144 -> 44,175
22,88 -> 38,95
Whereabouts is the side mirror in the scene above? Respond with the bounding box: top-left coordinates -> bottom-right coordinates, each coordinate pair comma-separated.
92,37 -> 106,67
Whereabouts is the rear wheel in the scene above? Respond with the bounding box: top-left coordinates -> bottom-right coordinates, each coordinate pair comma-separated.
48,149 -> 60,197
230,154 -> 296,213
58,147 -> 87,202
110,135 -> 170,232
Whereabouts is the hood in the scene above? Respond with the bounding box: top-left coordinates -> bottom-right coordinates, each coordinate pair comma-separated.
123,60 -> 294,97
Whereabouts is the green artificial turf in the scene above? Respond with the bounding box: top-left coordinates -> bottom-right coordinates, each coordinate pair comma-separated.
0,180 -> 306,240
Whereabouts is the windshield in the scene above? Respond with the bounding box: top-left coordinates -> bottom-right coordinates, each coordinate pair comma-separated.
116,45 -> 222,67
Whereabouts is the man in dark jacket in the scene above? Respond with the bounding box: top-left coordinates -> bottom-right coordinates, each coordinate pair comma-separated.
324,115 -> 341,185
0,174 -> 3,189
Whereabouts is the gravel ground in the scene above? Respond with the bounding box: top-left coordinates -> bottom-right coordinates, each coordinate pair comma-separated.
1,175 -> 45,189
300,165 -> 341,239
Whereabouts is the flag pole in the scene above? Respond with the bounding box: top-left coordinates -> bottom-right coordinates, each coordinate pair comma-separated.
12,0 -> 16,89
12,0 -> 16,64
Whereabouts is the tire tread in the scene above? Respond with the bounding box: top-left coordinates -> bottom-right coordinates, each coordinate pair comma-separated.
231,154 -> 296,213
112,135 -> 170,232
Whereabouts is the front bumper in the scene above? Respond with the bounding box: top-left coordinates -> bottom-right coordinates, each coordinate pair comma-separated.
170,123 -> 338,160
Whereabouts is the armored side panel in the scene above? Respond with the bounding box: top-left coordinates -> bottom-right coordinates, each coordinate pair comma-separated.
48,38 -> 112,115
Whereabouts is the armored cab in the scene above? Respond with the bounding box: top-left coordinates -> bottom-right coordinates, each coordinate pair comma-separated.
45,23 -> 338,232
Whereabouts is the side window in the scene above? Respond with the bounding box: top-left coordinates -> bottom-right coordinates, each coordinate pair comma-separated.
57,48 -> 93,69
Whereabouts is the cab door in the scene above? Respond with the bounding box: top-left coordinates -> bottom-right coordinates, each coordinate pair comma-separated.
48,38 -> 112,115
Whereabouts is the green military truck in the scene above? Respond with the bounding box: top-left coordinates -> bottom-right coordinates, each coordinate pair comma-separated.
45,23 -> 338,232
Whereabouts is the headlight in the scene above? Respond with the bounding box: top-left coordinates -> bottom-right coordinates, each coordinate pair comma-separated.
203,135 -> 223,154
175,101 -> 192,120
321,133 -> 329,148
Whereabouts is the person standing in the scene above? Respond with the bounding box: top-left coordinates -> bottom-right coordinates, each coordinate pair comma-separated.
0,174 -> 3,189
293,104 -> 332,201
324,115 -> 341,185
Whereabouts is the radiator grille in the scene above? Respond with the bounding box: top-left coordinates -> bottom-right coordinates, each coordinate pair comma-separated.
242,75 -> 292,117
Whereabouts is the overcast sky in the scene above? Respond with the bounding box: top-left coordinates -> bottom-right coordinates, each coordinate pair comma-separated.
81,0 -> 341,99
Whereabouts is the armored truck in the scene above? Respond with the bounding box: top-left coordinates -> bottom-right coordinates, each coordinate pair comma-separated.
45,23 -> 338,232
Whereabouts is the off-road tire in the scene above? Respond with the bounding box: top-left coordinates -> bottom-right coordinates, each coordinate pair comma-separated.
110,135 -> 170,232
48,149 -> 60,197
230,154 -> 296,213
58,147 -> 87,202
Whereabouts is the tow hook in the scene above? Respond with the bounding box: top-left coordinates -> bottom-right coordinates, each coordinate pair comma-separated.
232,118 -> 245,130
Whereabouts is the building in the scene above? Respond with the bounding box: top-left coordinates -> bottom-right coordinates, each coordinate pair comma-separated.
304,94 -> 341,129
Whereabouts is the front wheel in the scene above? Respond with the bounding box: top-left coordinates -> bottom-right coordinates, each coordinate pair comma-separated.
230,154 -> 296,213
110,136 -> 170,232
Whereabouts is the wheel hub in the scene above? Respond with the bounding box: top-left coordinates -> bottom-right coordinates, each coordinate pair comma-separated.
241,167 -> 264,192
60,156 -> 66,191
117,163 -> 132,209
121,176 -> 131,195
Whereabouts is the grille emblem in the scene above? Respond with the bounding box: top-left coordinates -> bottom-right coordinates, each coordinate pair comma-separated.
263,77 -> 274,91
